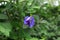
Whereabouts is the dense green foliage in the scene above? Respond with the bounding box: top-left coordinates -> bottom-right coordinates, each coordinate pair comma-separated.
0,0 -> 60,40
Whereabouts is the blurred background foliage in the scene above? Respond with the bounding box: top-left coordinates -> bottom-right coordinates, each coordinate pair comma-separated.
0,0 -> 60,40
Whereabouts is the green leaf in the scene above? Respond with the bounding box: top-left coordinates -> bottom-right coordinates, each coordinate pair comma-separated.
57,37 -> 60,40
26,37 -> 38,40
0,14 -> 8,19
0,22 -> 12,37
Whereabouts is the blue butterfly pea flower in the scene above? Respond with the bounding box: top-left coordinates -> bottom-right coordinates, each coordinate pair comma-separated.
24,16 -> 35,28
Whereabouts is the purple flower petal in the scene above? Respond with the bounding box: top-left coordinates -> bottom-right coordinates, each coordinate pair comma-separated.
24,16 -> 35,28
24,16 -> 29,24
29,17 -> 35,28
